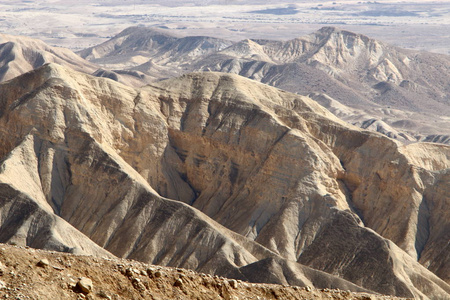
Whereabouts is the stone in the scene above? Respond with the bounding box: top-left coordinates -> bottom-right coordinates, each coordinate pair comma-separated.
154,271 -> 163,278
229,280 -> 238,289
68,282 -> 76,290
132,278 -> 145,291
36,259 -> 49,267
174,278 -> 183,287
125,268 -> 134,277
77,277 -> 93,294
97,290 -> 111,299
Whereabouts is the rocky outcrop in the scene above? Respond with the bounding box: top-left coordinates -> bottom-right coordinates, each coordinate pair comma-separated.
0,64 -> 448,299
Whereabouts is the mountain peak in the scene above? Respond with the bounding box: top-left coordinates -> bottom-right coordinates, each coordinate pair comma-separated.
318,26 -> 340,34
314,26 -> 372,44
0,34 -> 96,82
116,26 -> 179,39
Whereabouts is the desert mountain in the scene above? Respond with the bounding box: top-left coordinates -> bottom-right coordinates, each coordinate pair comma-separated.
0,33 -> 147,88
80,26 -> 450,144
0,63 -> 373,294
0,33 -> 97,82
78,26 -> 233,81
0,64 -> 449,299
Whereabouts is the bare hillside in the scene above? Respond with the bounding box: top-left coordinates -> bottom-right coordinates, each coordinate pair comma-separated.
0,33 -> 146,88
0,64 -> 448,299
0,33 -> 97,82
79,26 -> 450,144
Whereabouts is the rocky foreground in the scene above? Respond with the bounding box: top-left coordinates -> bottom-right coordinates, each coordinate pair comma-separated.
0,243 -> 408,300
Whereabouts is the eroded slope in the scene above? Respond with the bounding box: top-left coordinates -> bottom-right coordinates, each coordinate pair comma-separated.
0,65 -> 448,299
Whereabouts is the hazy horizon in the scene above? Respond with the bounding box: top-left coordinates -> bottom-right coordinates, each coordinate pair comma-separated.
0,0 -> 449,54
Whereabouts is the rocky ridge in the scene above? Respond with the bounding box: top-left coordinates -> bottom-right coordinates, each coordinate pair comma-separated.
79,26 -> 450,144
0,33 -> 96,82
0,33 -> 146,88
78,26 -> 233,82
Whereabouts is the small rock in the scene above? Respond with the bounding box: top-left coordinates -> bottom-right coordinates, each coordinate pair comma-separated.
154,271 -> 162,278
125,268 -> 133,277
305,286 -> 312,292
37,259 -> 50,267
97,290 -> 111,299
132,278 -> 146,291
0,280 -> 6,289
77,294 -> 86,300
229,279 -> 238,289
174,278 -> 183,287
68,282 -> 77,290
140,270 -> 147,276
77,277 -> 93,294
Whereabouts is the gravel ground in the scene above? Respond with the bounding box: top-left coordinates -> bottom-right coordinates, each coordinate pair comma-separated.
0,244 -> 411,300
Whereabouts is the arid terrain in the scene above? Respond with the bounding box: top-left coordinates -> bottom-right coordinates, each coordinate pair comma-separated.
0,243 -> 411,300
0,0 -> 449,54
3,25 -> 448,144
0,2 -> 449,299
0,62 -> 448,299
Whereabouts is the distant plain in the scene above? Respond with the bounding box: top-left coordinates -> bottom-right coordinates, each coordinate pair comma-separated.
1,0 -> 449,54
